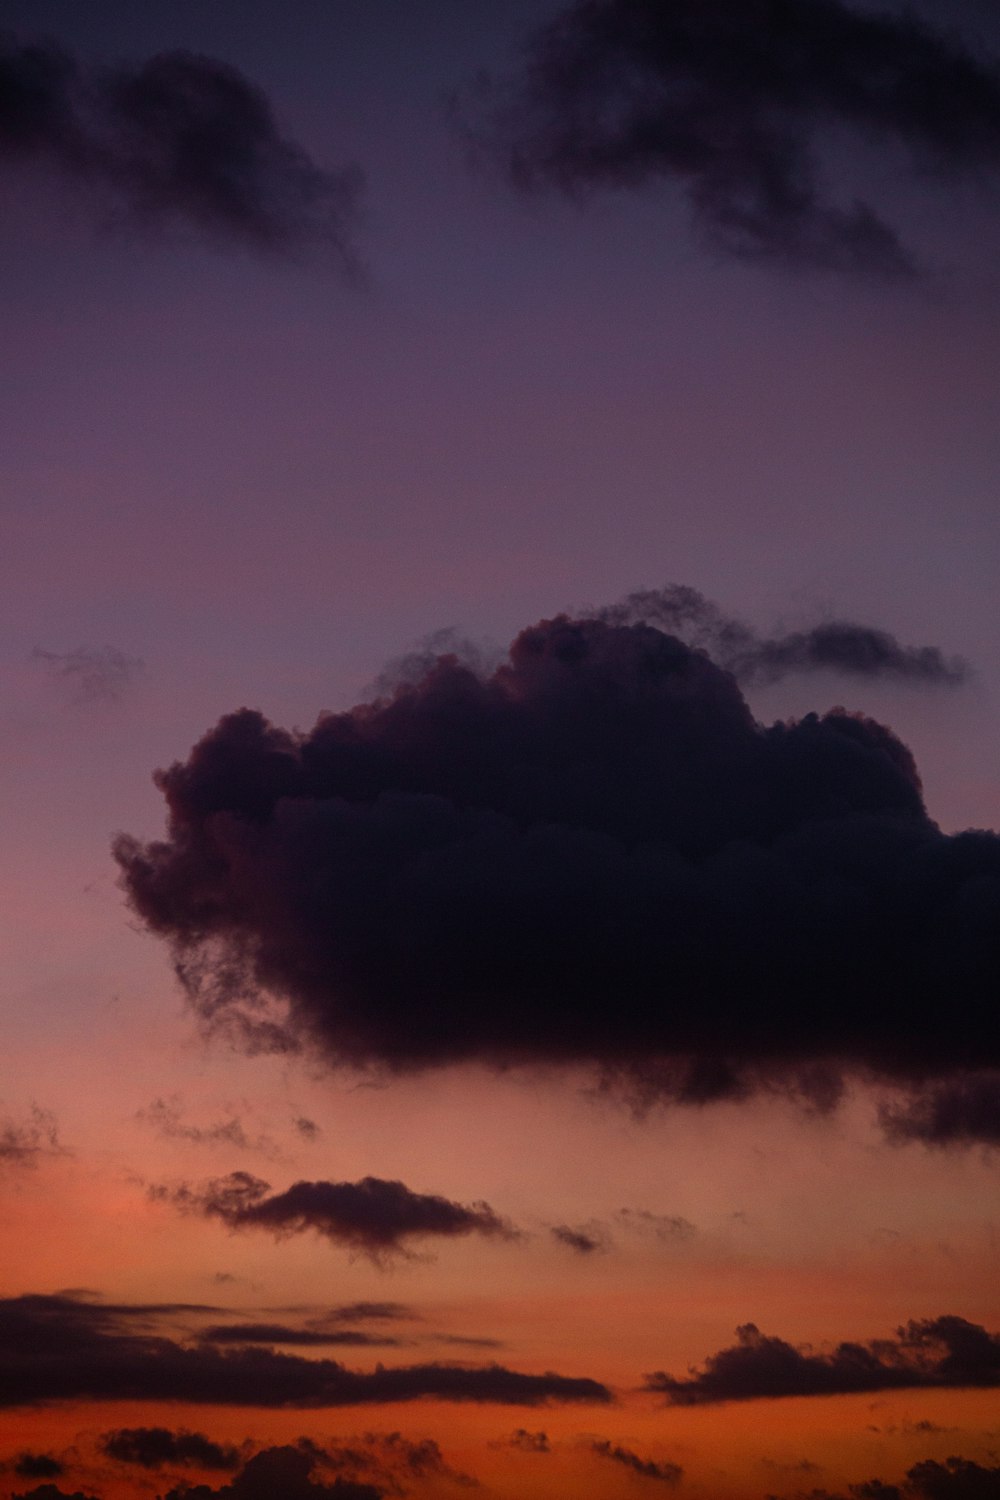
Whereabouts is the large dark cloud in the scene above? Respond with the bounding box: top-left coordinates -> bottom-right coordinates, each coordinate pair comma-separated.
100,1427 -> 240,1471
0,1294 -> 610,1410
159,1446 -> 382,1500
198,1323 -> 402,1349
115,609 -> 1000,1135
0,35 -> 363,267
154,1171 -> 515,1261
644,1316 -> 1000,1404
879,1072 -> 1000,1147
10,1457 -> 64,1480
463,0 -> 1000,275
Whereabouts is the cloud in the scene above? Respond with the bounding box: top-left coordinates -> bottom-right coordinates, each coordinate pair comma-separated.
154,1171 -> 517,1261
644,1316 -> 1000,1405
31,645 -> 144,705
159,1446 -> 382,1500
300,1434 -> 477,1495
115,607 -> 1000,1136
0,36 -> 363,268
0,1293 -> 611,1409
594,587 -> 968,688
11,1488 -> 100,1500
137,1096 -> 272,1153
550,1223 -> 610,1255
591,1439 -> 682,1484
462,0 -> 1000,276
493,1429 -> 550,1454
100,1427 -> 240,1471
10,1457 -> 65,1480
197,1323 -> 402,1348
0,1106 -> 63,1168
879,1074 -> 1000,1148
787,1455 -> 1000,1500
616,1207 -> 697,1242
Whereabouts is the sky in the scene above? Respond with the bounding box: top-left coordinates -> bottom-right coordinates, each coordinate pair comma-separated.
2,2 -> 1000,1498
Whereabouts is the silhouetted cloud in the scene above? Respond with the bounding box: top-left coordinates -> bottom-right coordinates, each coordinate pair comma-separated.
116,608 -> 1000,1137
159,1446 -> 381,1500
11,1487 -> 100,1500
464,0 -> 1000,275
880,1074 -> 1000,1148
31,645 -> 144,705
645,1316 -> 1000,1405
154,1172 -> 516,1261
11,1457 -> 64,1480
0,1106 -> 63,1168
100,1427 -> 240,1471
300,1434 -> 477,1495
0,36 -> 363,268
789,1455 -> 1000,1500
0,1293 -> 610,1409
198,1323 -> 401,1348
493,1429 -> 550,1454
595,586 -> 968,687
591,1439 -> 682,1484
550,1223 -> 609,1255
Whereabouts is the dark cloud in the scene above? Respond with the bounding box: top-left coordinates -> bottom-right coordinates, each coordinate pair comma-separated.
595,587 -> 968,688
644,1316 -> 1000,1405
0,36 -> 363,268
463,0 -> 1000,275
301,1433 -> 477,1495
0,1293 -> 610,1409
0,1105 -> 62,1168
11,1488 -> 100,1500
494,1429 -> 550,1454
159,1446 -> 381,1500
295,1116 -> 321,1140
116,609 -> 1000,1136
154,1171 -> 516,1261
550,1223 -> 609,1255
879,1073 -> 1000,1148
11,1457 -> 64,1480
100,1427 -> 240,1471
198,1323 -> 402,1348
591,1439 -> 683,1484
790,1455 -> 1000,1500
32,645 -> 144,705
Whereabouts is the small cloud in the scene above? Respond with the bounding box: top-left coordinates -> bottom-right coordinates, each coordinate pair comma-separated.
31,645 -> 144,704
617,1208 -> 697,1242
0,1106 -> 65,1169
491,1429 -> 550,1454
550,1223 -> 611,1255
590,1439 -> 683,1484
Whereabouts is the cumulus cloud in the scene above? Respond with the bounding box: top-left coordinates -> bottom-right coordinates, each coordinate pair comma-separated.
31,646 -> 144,705
591,1439 -> 683,1484
154,1171 -> 516,1261
0,1293 -> 610,1409
115,608 -> 1000,1137
644,1316 -> 1000,1405
0,36 -> 363,268
100,1428 -> 240,1471
158,1446 -> 381,1500
463,0 -> 1000,275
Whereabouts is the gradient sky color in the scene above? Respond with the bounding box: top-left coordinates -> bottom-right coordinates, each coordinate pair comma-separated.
3,4 -> 1000,1499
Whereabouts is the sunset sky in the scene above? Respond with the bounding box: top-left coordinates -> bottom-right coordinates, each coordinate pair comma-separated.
3,3 -> 1000,1499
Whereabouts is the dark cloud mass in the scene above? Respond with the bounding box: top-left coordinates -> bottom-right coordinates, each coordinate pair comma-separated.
799,1455 -> 1000,1500
466,0 -> 1000,274
116,610 -> 1000,1135
879,1073 -> 1000,1147
11,1457 -> 64,1480
0,1294 -> 610,1410
645,1316 -> 1000,1404
0,35 -> 362,266
197,1323 -> 401,1349
158,1446 -> 381,1500
155,1171 -> 515,1260
591,1439 -> 683,1484
100,1427 -> 240,1471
